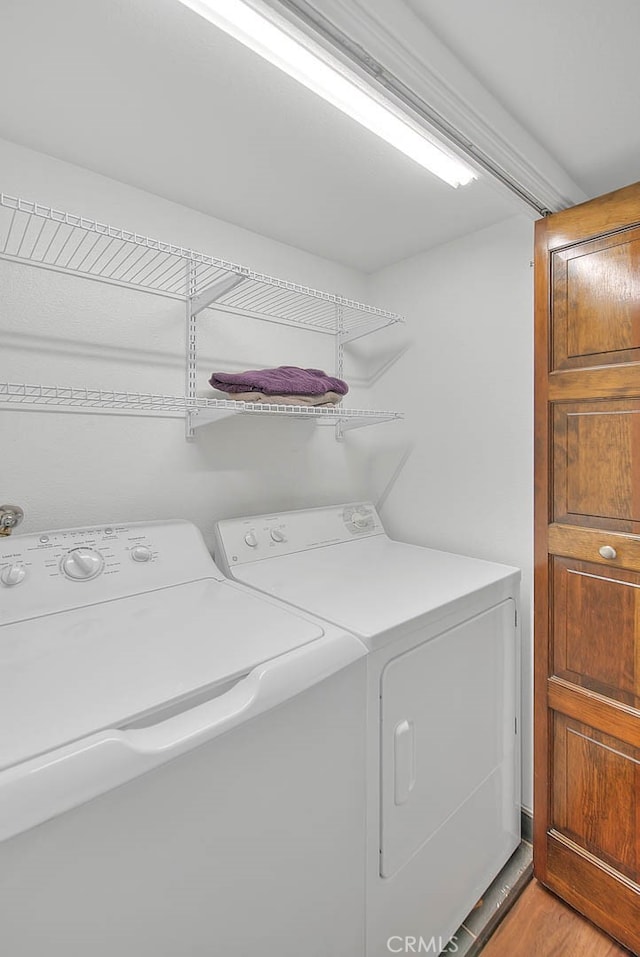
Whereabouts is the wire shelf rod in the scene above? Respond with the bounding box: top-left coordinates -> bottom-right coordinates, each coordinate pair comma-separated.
232,287 -> 336,324
85,236 -> 119,275
142,252 -> 184,288
54,227 -> 86,269
202,301 -> 335,334
1,207 -> 17,254
0,253 -> 187,304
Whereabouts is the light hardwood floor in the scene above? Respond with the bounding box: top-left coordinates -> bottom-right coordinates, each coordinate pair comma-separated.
480,881 -> 633,956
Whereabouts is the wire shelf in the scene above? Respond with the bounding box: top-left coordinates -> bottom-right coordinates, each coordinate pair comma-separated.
193,396 -> 403,430
0,193 -> 404,439
0,383 -> 189,417
0,193 -> 404,338
0,383 -> 404,432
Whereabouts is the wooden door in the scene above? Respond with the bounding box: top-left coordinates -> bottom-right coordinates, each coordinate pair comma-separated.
535,182 -> 640,954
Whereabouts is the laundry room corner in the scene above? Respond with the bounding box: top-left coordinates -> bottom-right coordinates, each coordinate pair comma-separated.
366,215 -> 535,811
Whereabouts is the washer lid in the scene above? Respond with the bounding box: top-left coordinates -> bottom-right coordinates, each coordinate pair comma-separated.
230,536 -> 520,639
0,579 -> 323,770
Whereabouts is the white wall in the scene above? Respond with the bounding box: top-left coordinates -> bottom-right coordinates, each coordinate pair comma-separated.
367,215 -> 535,809
1,135 -> 535,809
0,137 -> 375,547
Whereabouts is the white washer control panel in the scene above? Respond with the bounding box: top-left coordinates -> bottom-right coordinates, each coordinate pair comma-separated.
0,520 -> 222,625
214,502 -> 384,570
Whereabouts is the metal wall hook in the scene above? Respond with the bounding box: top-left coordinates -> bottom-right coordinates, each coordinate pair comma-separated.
0,505 -> 24,536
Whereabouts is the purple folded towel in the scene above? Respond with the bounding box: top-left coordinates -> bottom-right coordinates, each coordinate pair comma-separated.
209,366 -> 349,396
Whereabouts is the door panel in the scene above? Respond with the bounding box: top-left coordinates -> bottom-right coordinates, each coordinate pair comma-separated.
552,714 -> 639,883
548,524 -> 640,572
546,837 -> 640,951
552,557 -> 640,706
553,400 -> 640,531
551,226 -> 640,370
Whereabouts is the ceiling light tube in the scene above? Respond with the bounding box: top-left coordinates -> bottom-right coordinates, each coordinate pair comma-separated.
175,0 -> 477,187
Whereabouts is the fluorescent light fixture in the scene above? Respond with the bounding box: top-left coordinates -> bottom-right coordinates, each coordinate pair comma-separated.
176,0 -> 477,187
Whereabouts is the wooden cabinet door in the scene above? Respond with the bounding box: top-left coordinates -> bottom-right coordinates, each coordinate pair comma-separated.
535,182 -> 640,954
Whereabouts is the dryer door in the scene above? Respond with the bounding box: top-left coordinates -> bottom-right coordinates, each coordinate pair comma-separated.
380,599 -> 518,878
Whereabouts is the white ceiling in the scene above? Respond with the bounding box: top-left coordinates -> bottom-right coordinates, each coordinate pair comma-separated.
0,0 -> 518,272
0,0 -> 637,272
404,0 -> 640,198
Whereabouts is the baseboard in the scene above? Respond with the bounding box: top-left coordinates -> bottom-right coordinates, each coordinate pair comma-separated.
521,807 -> 533,844
443,810 -> 534,955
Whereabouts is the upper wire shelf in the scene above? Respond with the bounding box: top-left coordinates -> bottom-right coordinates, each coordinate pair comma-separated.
0,194 -> 404,339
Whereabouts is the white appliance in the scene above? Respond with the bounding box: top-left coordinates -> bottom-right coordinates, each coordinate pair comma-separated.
0,520 -> 367,957
214,502 -> 521,957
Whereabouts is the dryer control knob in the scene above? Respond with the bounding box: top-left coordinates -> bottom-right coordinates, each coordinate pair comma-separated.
61,547 -> 104,581
1,562 -> 26,586
244,532 -> 258,548
352,512 -> 369,527
270,529 -> 286,542
131,545 -> 153,562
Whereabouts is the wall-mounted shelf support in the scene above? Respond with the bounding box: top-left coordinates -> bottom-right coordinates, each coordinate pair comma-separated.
335,302 -> 345,441
186,261 -> 198,440
189,269 -> 250,317
0,193 -> 406,440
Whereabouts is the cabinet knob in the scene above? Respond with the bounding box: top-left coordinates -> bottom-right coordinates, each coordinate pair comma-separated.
599,545 -> 617,560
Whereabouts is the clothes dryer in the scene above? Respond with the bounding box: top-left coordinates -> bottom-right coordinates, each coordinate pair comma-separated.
214,503 -> 521,956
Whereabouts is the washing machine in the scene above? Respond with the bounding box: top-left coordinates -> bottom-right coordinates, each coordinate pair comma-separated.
213,502 -> 521,956
0,519 -> 367,957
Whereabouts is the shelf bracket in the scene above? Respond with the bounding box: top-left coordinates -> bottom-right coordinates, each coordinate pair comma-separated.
337,417 -> 371,434
341,323 -> 389,344
189,269 -> 250,317
185,261 -> 198,440
335,302 -> 345,441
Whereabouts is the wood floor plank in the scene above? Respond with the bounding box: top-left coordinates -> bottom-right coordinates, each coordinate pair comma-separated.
479,880 -> 633,956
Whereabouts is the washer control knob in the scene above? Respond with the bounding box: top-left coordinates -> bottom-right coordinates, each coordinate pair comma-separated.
352,511 -> 369,528
244,532 -> 258,548
131,545 -> 153,563
1,562 -> 26,586
61,547 -> 104,581
270,529 -> 286,542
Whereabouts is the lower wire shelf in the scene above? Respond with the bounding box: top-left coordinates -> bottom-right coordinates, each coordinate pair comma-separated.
0,383 -> 403,433
192,396 -> 402,430
0,382 -> 187,417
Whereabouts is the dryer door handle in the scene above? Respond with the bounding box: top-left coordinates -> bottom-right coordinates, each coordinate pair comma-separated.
0,633 -> 365,844
394,719 -> 415,805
